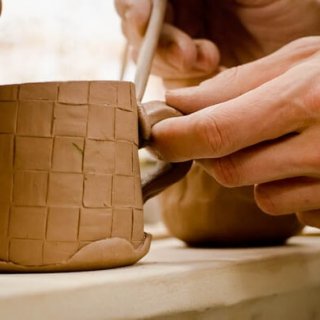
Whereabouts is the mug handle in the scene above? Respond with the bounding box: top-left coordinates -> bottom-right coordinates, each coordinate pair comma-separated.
138,101 -> 192,202
133,0 -> 192,201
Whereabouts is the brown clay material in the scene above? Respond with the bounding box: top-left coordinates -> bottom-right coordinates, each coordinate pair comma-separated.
138,101 -> 182,145
138,101 -> 192,202
0,81 -> 153,272
161,163 -> 303,247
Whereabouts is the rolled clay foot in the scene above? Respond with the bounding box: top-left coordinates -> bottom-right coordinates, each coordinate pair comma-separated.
0,233 -> 151,272
160,164 -> 303,247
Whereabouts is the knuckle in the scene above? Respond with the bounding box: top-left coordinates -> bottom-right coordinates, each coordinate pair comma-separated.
307,83 -> 320,116
304,147 -> 320,173
196,114 -> 223,155
254,185 -> 280,215
211,157 -> 241,187
196,112 -> 229,157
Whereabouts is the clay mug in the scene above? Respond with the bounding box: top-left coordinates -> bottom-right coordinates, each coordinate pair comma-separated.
0,0 -> 191,271
0,79 -> 191,272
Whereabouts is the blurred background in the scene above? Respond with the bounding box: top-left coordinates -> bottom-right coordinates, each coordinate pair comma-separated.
0,0 -> 164,98
0,0 -> 164,229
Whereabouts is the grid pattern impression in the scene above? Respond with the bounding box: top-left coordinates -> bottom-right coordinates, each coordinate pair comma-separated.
0,81 -> 144,266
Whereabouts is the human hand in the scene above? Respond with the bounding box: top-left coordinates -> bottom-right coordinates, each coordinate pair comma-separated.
150,37 -> 320,228
115,0 -> 320,87
115,0 -> 220,88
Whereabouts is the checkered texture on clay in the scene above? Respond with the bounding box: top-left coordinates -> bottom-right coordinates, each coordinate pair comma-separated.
0,81 -> 144,267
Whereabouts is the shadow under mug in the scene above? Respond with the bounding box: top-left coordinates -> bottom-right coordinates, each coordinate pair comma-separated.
0,80 -> 191,272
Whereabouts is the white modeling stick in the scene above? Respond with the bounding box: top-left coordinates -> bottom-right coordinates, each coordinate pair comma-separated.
134,0 -> 167,102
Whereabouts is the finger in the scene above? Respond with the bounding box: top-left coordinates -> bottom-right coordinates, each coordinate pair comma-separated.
165,37 -> 320,113
254,177 -> 320,215
117,0 -> 152,45
153,38 -> 220,80
192,39 -> 221,74
151,63 -> 314,161
132,25 -> 220,80
197,128 -> 320,187
132,24 -> 197,74
297,210 -> 320,228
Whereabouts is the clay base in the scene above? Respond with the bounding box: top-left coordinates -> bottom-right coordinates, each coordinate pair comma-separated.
0,233 -> 151,272
161,164 -> 303,247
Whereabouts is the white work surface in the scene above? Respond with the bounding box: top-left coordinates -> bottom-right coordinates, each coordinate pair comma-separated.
1,235 -> 320,320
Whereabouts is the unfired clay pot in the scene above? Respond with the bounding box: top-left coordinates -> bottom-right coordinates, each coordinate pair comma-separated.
0,81 -> 190,272
161,163 -> 303,247
0,0 -> 188,272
